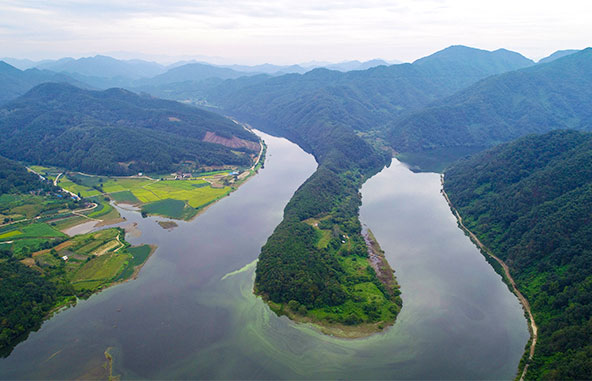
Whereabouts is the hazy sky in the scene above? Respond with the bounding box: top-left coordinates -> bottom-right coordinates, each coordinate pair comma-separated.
1,0 -> 590,64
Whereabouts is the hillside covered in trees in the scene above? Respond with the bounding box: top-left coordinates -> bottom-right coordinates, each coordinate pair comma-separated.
200,46 -> 533,138
388,48 -> 592,153
0,83 -> 259,175
444,130 -> 592,379
0,156 -> 47,196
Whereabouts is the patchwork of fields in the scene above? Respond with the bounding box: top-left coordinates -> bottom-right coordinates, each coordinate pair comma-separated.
57,172 -> 233,220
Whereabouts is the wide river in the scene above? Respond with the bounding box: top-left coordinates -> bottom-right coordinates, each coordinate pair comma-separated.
0,131 -> 529,379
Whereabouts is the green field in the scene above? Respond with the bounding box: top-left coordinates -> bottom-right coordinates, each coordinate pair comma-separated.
109,191 -> 140,203
142,199 -> 197,220
0,230 -> 22,240
57,173 -> 233,220
58,176 -> 101,198
71,253 -> 129,291
115,245 -> 154,281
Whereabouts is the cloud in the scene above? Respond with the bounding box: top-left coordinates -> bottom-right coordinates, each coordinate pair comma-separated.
1,0 -> 590,63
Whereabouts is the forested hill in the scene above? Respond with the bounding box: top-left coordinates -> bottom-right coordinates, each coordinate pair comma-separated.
0,156 -> 45,196
0,61 -> 86,105
444,130 -> 592,379
388,48 -> 592,153
0,83 -> 258,175
202,46 -> 533,138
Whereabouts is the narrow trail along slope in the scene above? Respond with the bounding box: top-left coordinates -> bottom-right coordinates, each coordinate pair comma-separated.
441,175 -> 537,381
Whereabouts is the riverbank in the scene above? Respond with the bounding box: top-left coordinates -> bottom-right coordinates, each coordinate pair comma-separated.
440,175 -> 537,381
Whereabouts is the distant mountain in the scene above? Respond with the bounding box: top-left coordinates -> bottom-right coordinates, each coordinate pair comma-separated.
199,45 -> 536,140
538,49 -> 580,64
0,83 -> 258,175
36,55 -> 166,79
323,59 -> 390,72
388,48 -> 592,152
136,62 -> 255,87
0,61 -> 88,104
444,130 -> 592,380
0,58 -> 39,70
412,45 -> 534,92
217,63 -> 308,75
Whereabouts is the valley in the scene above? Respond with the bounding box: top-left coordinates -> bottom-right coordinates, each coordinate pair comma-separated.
0,39 -> 591,380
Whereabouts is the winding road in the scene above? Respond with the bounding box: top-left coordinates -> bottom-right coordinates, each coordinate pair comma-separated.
440,175 -> 537,381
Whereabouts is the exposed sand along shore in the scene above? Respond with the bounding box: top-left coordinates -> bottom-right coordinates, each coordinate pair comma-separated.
440,175 -> 537,381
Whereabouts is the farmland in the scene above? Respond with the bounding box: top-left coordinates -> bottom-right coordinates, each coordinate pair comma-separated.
29,141 -> 264,221
57,172 -> 236,220
27,228 -> 154,293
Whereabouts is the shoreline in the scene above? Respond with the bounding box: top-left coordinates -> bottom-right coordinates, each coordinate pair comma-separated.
261,296 -> 396,339
440,174 -> 537,381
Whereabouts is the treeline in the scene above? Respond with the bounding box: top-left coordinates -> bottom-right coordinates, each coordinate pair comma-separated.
0,249 -> 74,357
0,83 -> 258,175
444,130 -> 592,379
0,156 -> 44,195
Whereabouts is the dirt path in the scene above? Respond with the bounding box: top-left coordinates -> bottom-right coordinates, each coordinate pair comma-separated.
54,172 -> 62,187
440,175 -> 537,381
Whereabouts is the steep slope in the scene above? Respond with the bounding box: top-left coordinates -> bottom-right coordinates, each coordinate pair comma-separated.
0,61 -> 86,104
538,49 -> 579,64
201,45 -> 534,137
444,130 -> 592,380
388,48 -> 592,152
0,83 -> 258,175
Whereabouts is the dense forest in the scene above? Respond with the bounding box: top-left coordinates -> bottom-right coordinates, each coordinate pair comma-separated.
200,46 -> 533,137
444,130 -> 592,379
389,48 -> 592,152
0,83 -> 258,175
0,156 -> 47,195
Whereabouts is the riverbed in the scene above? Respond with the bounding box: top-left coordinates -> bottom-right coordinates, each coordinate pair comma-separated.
0,133 -> 528,379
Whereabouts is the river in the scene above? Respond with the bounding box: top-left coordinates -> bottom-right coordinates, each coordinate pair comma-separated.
0,132 -> 529,379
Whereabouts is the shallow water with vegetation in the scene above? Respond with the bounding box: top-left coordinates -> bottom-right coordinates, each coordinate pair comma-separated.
0,134 -> 528,379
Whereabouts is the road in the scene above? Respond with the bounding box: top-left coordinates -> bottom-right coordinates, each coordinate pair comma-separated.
440,175 -> 537,381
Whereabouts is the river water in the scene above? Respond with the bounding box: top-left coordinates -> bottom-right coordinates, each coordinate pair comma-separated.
0,132 -> 528,379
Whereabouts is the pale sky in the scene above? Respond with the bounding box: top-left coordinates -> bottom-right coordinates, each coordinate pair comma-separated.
1,0 -> 591,64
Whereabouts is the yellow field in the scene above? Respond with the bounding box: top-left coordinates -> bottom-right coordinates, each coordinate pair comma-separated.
0,230 -> 22,240
58,177 -> 101,197
57,173 -> 232,212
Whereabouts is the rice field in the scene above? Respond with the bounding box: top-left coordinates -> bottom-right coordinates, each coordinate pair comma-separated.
57,172 -> 234,220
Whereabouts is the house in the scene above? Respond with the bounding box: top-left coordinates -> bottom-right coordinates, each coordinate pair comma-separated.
61,255 -> 68,261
